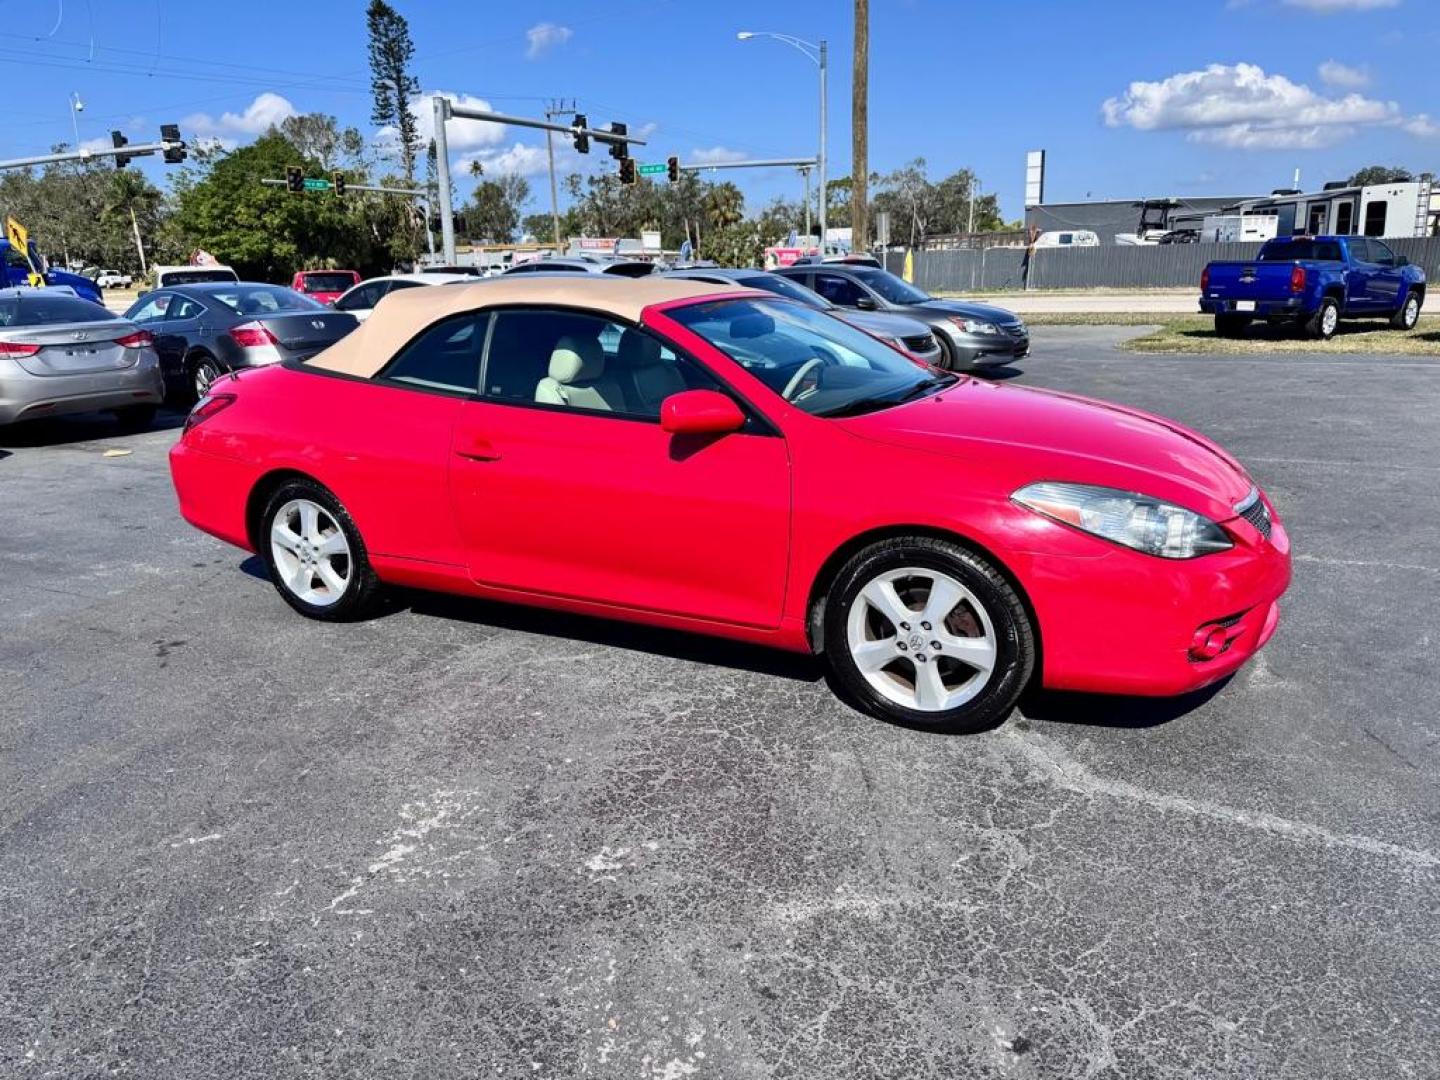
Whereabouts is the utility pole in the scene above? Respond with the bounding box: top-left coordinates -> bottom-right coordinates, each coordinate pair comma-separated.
852,0 -> 869,251
967,178 -> 979,237
544,98 -> 576,250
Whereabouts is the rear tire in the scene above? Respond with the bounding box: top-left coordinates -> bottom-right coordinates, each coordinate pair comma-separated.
111,404 -> 157,432
259,479 -> 384,622
1214,314 -> 1251,338
1305,296 -> 1340,341
1389,293 -> 1422,331
822,536 -> 1035,734
190,355 -> 224,403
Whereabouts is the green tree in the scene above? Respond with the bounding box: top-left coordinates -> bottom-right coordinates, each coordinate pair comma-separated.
754,196 -> 804,244
520,212 -> 556,241
699,220 -> 764,268
367,0 -> 420,182
461,167 -> 531,243
1347,165 -> 1414,186
279,113 -> 365,170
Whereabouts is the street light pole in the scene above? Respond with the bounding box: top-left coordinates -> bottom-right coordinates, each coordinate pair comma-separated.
737,31 -> 827,250
433,96 -> 455,263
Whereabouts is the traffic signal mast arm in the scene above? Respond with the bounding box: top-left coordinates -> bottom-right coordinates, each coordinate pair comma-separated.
0,127 -> 188,172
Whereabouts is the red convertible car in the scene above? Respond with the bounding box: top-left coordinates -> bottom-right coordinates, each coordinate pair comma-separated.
170,277 -> 1290,731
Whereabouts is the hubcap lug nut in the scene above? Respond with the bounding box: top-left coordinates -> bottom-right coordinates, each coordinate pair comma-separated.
916,653 -> 927,663
931,641 -> 941,651
897,641 -> 908,651
899,622 -> 909,631
921,621 -> 931,631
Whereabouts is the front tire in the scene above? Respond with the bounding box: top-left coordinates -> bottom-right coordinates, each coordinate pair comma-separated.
1305,296 -> 1340,341
260,479 -> 384,621
823,537 -> 1035,733
932,332 -> 958,371
1390,293 -> 1422,331
190,355 -> 223,403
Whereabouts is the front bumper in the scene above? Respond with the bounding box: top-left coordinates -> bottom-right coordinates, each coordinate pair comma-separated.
945,326 -> 1031,367
0,360 -> 164,425
1025,497 -> 1291,696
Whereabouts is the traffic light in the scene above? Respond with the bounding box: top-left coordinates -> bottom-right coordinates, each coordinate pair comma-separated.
667,156 -> 679,183
111,131 -> 134,169
160,123 -> 187,164
332,172 -> 346,198
572,113 -> 589,154
285,166 -> 304,194
608,121 -> 628,161
619,157 -> 636,186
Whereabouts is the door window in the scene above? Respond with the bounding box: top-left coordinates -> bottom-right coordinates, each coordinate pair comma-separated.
482,309 -> 721,418
169,296 -> 205,321
1363,201 -> 1388,236
1348,239 -> 1374,264
334,282 -> 384,311
127,294 -> 171,324
377,313 -> 487,394
1368,240 -> 1398,267
812,272 -> 867,307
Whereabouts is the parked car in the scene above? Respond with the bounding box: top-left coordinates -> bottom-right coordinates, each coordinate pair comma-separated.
147,265 -> 240,291
664,266 -> 944,367
94,269 -> 134,289
124,282 -> 358,402
1200,235 -> 1427,339
1,239 -> 103,303
772,263 -> 1029,370
290,269 -> 361,306
790,253 -> 884,268
0,287 -> 163,429
502,256 -> 657,278
331,273 -> 476,322
170,276 -> 1290,733
418,265 -> 484,277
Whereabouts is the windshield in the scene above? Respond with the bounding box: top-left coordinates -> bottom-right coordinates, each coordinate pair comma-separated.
666,297 -> 953,417
160,269 -> 238,286
0,295 -> 116,327
738,273 -> 830,309
300,273 -> 356,293
1259,240 -> 1343,262
208,285 -> 323,316
849,267 -> 931,304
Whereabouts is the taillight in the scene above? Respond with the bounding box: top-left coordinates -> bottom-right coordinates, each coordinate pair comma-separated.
114,330 -> 154,349
1290,265 -> 1306,294
228,321 -> 279,348
184,392 -> 236,433
1200,266 -> 1210,292
0,341 -> 41,357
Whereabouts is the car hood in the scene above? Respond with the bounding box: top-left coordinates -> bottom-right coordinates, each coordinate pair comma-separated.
916,298 -> 1022,324
45,268 -> 102,300
836,309 -> 933,338
837,378 -> 1255,520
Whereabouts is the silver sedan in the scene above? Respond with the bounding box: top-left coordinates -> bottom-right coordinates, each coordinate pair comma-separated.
0,288 -> 164,429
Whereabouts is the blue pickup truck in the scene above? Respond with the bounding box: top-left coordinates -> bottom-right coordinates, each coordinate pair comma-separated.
1200,235 -> 1426,340
1,238 -> 104,304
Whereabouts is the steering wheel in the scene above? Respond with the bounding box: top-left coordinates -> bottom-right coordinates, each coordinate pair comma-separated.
781,358 -> 825,401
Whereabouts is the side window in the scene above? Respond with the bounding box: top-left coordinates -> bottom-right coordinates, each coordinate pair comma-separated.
483,309 -> 721,419
1348,239 -> 1374,264
812,272 -> 866,307
127,294 -> 171,324
378,313 -> 487,394
334,282 -> 382,311
169,296 -> 205,321
386,280 -> 425,293
1363,201 -> 1388,237
1369,240 -> 1397,267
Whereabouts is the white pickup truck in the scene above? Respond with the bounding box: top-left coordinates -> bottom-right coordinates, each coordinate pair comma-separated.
94,270 -> 133,289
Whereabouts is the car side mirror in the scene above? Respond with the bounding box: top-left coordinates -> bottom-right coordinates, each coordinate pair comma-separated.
1396,255 -> 1409,267
660,389 -> 746,435
854,296 -> 877,310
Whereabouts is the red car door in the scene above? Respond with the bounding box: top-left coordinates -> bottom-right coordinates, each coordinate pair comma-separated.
450,307 -> 791,629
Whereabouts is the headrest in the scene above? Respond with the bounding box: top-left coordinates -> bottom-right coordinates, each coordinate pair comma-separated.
616,328 -> 662,369
549,335 -> 604,383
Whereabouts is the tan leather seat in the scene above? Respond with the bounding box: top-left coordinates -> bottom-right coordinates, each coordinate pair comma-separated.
614,329 -> 685,413
534,334 -> 626,411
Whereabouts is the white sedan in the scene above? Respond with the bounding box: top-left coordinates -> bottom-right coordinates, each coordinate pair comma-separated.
330,273 -> 475,322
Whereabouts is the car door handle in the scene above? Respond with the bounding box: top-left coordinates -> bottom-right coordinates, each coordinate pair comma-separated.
455,437 -> 501,462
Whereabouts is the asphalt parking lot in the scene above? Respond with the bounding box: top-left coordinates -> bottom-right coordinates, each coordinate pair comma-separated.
2,325 -> 1437,1079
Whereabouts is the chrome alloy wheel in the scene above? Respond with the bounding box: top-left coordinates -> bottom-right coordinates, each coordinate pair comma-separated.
1403,296 -> 1420,329
1321,303 -> 1338,337
269,498 -> 352,607
845,566 -> 998,712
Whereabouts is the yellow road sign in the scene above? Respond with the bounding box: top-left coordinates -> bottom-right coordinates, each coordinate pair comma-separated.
5,216 -> 43,285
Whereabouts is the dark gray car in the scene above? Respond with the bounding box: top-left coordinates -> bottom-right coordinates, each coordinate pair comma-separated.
772,264 -> 1029,370
124,283 -> 359,401
663,267 -> 944,367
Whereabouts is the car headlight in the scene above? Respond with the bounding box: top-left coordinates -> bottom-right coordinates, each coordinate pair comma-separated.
1013,481 -> 1233,559
950,316 -> 1000,335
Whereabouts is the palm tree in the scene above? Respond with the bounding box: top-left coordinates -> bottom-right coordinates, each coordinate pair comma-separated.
102,171 -> 160,274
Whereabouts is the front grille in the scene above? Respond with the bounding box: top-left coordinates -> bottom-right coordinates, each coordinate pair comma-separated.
1236,491 -> 1273,539
902,333 -> 937,353
1001,322 -> 1027,338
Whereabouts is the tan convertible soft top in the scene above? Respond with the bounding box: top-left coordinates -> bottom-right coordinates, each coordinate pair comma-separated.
308,275 -> 744,378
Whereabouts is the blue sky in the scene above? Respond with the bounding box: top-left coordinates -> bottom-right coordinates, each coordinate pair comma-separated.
3,0 -> 1437,221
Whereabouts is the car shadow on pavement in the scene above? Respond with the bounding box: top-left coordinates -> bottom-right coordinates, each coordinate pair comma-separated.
0,409 -> 186,449
1017,679 -> 1230,729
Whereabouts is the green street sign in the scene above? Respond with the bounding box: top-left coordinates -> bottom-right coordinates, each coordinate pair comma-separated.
302,178 -> 331,191
637,162 -> 666,176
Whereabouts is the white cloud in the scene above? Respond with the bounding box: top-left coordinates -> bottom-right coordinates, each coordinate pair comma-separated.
1282,0 -> 1399,10
525,22 -> 572,59
184,92 -> 297,139
1101,62 -> 1432,149
689,146 -> 748,166
376,90 -> 507,161
1402,114 -> 1439,138
1318,59 -> 1369,87
460,142 -> 557,179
